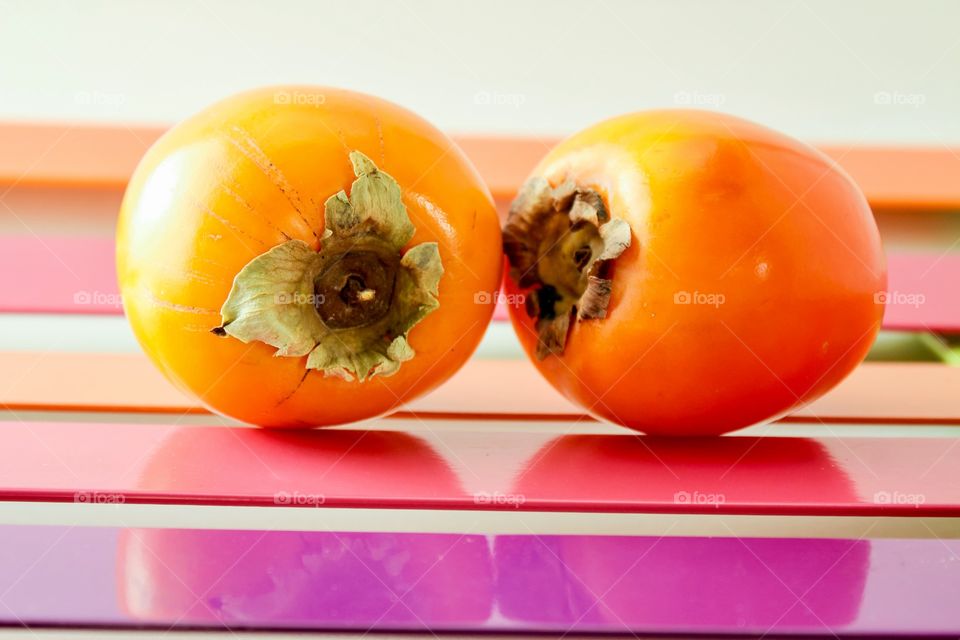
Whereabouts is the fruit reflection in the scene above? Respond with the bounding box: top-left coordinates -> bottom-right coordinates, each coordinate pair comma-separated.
126,427 -> 458,503
120,528 -> 493,628
497,434 -> 870,633
515,434 -> 863,508
117,426 -> 494,627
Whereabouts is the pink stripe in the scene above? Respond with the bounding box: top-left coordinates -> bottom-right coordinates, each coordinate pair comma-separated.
0,235 -> 120,314
0,420 -> 956,515
883,252 -> 960,331
1,235 -> 957,331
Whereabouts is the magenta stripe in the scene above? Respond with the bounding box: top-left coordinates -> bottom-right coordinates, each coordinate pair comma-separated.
0,421 -> 957,515
0,235 -> 956,331
0,525 -> 956,635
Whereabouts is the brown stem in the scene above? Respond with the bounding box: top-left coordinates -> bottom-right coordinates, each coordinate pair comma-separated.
313,242 -> 399,329
503,177 -> 631,359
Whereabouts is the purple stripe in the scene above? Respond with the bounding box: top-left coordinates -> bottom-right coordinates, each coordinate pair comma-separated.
0,525 -> 957,635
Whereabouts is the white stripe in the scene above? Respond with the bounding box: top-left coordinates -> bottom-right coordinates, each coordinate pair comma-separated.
0,501 -> 957,540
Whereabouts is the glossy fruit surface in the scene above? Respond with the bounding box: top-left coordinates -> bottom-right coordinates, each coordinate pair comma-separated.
502,110 -> 885,435
118,86 -> 501,427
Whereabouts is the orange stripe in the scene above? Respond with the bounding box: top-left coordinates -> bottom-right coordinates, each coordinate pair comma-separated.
1,123 -> 959,209
0,351 -> 957,424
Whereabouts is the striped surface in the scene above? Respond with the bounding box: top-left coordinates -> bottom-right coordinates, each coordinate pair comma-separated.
3,123 -> 960,208
0,419 -> 958,516
0,234 -> 958,333
1,351 -> 959,423
1,524 -> 959,635
1,124 -> 959,637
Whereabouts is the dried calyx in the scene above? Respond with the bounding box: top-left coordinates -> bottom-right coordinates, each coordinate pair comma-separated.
502,177 -> 630,359
212,151 -> 443,382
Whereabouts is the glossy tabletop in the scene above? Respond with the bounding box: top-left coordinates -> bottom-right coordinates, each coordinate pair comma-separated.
0,524 -> 958,636
0,420 -> 957,516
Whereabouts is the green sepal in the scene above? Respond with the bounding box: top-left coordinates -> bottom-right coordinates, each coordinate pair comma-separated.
215,240 -> 323,357
322,151 -> 415,250
213,151 -> 443,383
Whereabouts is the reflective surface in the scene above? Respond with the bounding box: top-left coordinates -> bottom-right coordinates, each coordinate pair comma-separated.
0,421 -> 958,515
0,524 -> 958,634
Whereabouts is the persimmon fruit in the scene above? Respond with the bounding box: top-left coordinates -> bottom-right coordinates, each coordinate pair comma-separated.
117,86 -> 502,427
502,110 -> 885,435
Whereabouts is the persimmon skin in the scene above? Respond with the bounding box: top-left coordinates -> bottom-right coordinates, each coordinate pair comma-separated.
117,87 -> 501,427
504,110 -> 885,436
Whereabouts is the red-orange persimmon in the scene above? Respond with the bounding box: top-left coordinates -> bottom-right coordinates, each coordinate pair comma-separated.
502,110 -> 885,435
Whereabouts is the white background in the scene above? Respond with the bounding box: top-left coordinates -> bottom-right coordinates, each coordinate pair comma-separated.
1,0 -> 957,144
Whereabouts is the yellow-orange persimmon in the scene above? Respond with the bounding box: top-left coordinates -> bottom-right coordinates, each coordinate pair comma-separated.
118,86 -> 501,427
502,110 -> 885,435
